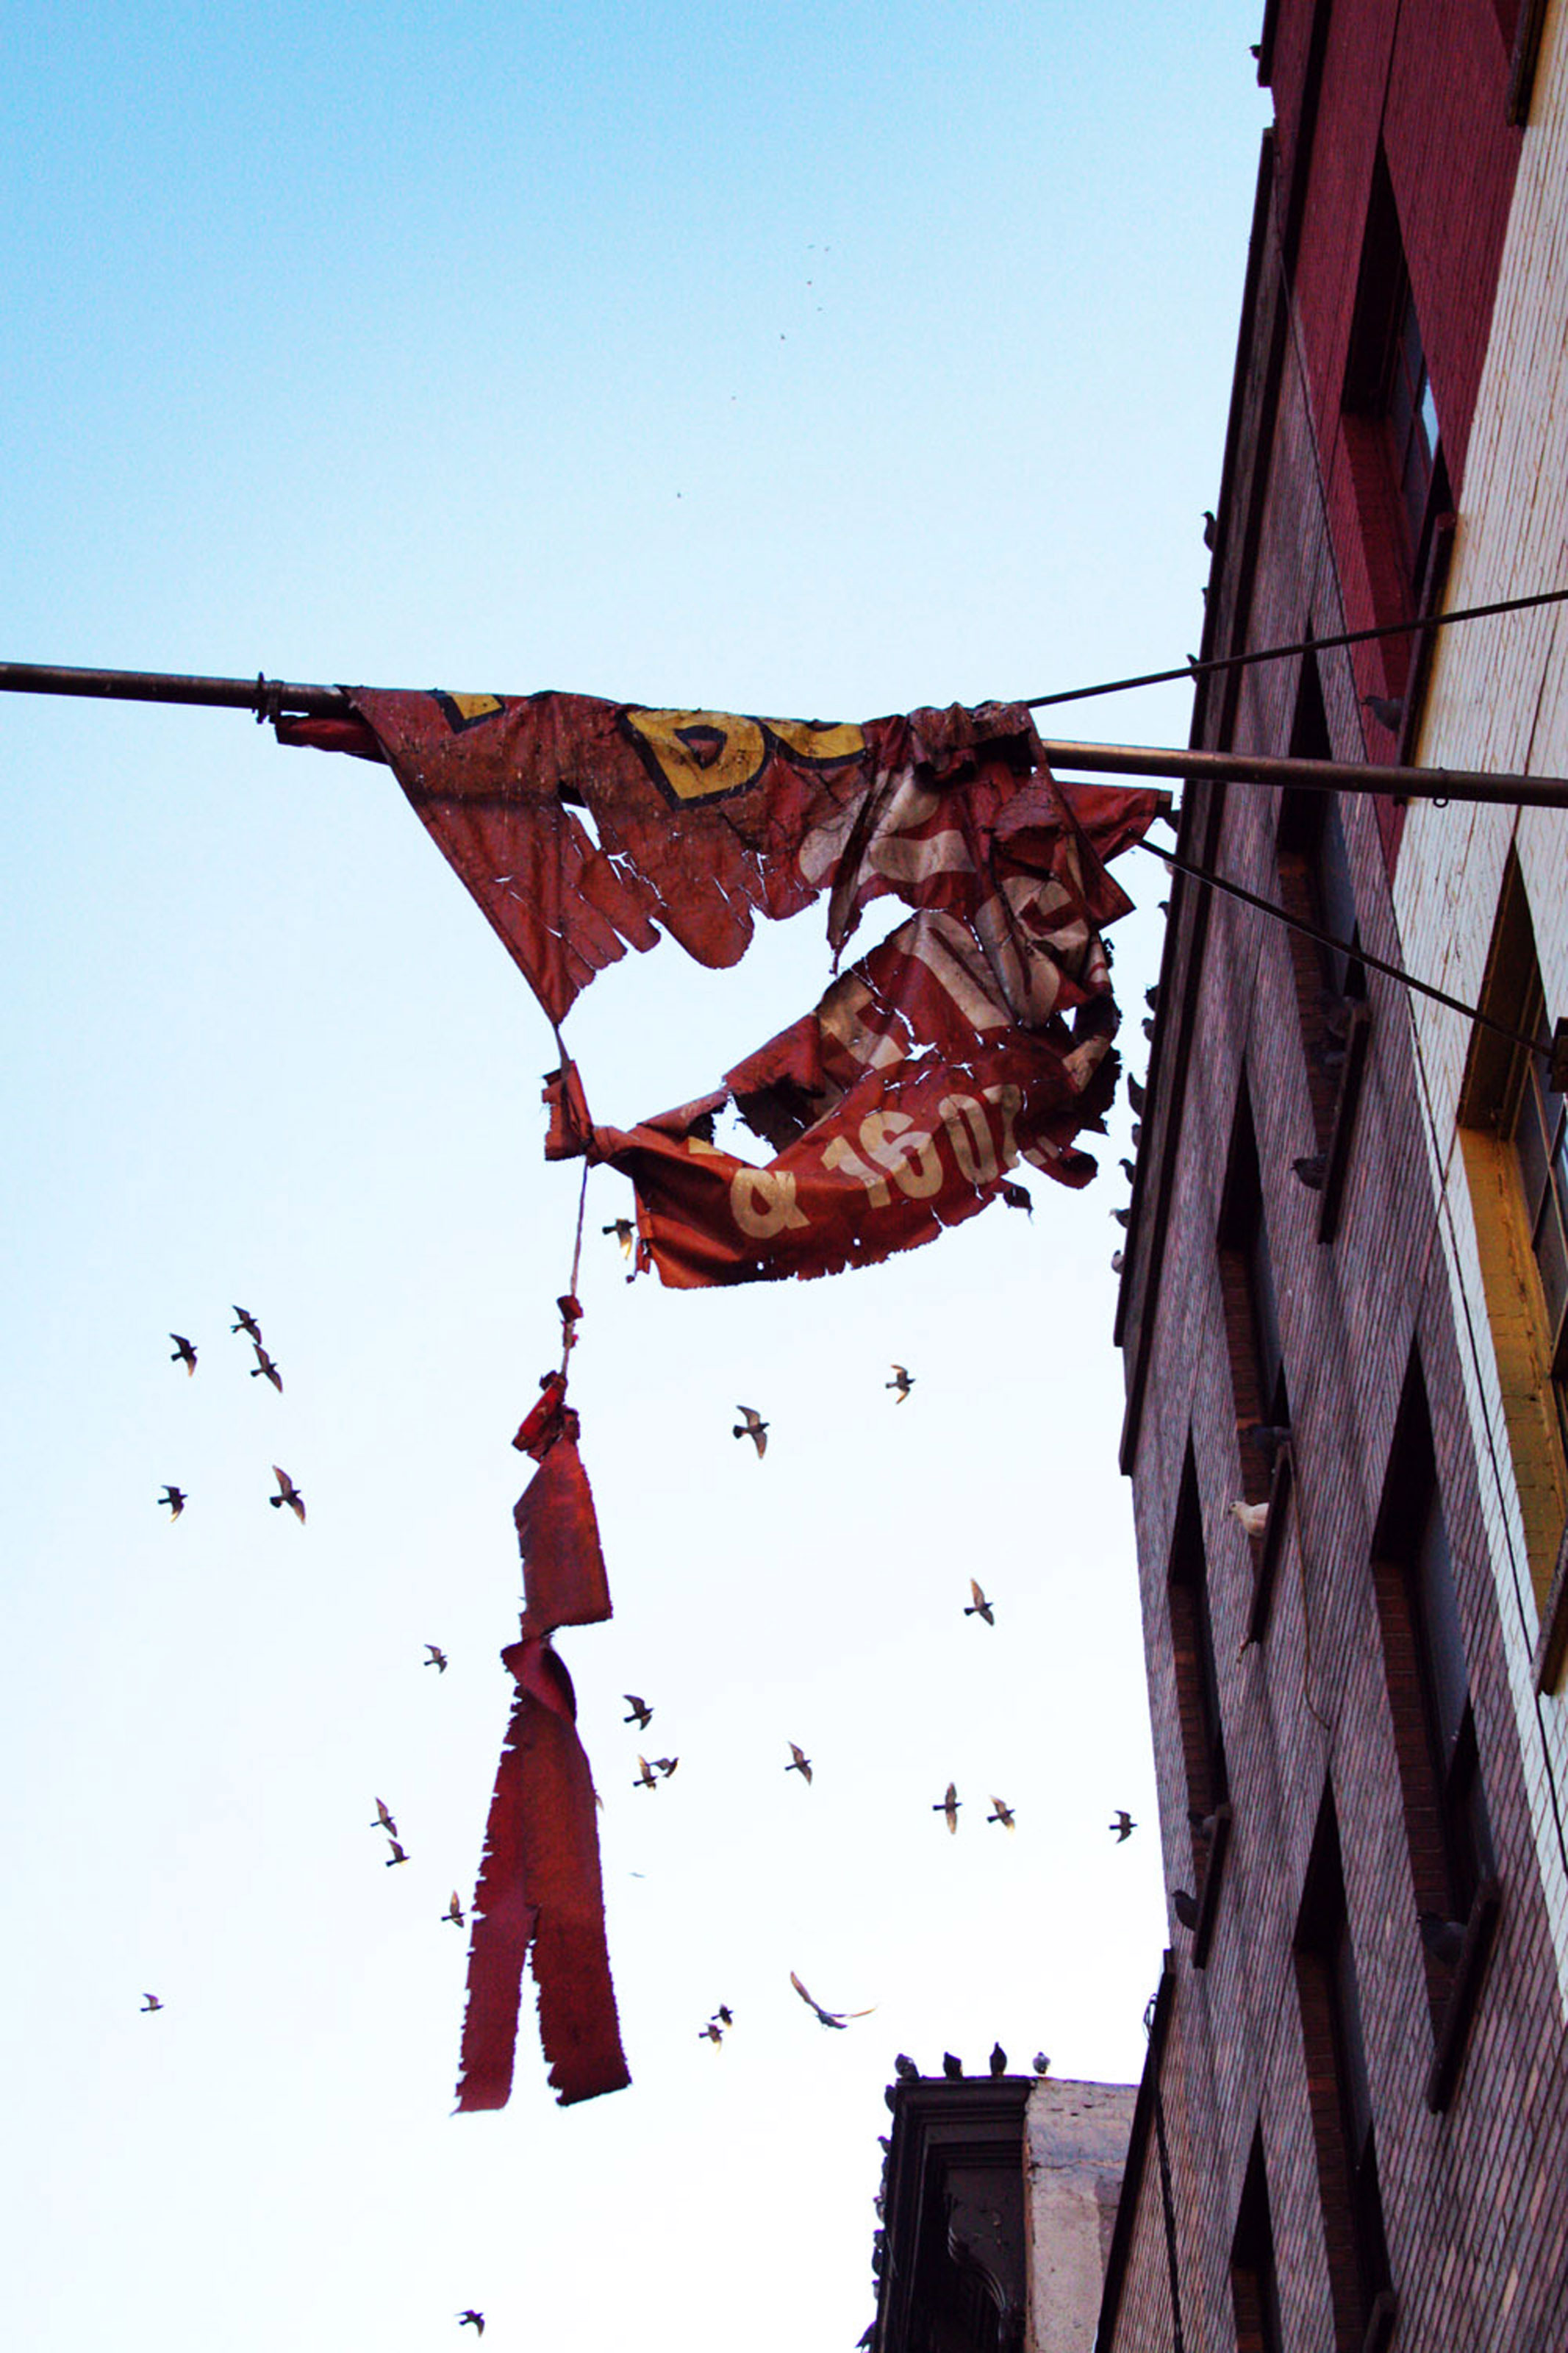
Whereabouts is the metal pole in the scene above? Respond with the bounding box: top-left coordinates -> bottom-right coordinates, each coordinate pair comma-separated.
5,659 -> 1568,811
0,661 -> 346,718
1037,734 -> 1568,810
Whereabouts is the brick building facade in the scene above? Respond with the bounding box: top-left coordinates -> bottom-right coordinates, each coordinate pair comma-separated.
1106,6 -> 1568,2352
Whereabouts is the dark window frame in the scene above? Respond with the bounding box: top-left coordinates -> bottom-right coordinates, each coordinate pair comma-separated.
1295,1797 -> 1397,2353
1231,2132 -> 1285,2353
1370,1354 -> 1499,2103
1168,1447 -> 1231,1962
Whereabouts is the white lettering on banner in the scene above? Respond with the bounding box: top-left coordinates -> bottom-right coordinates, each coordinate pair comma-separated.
983,1082 -> 1023,1168
730,1168 -> 811,1238
859,1110 -> 944,1199
821,1133 -> 893,1209
818,972 -> 905,1071
901,913 -> 1009,1032
868,830 -> 973,885
937,1093 -> 1000,1185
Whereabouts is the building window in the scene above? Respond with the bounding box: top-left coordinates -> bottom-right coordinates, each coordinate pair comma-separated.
1168,1447 -> 1229,1938
1371,1355 -> 1495,2028
1231,2133 -> 1284,2353
1278,655 -> 1367,1157
1342,152 -> 1453,638
1458,854 -> 1568,1666
1295,1797 -> 1396,2353
1218,1082 -> 1289,1504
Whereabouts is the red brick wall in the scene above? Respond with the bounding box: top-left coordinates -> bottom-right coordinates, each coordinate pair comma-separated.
1109,11 -> 1566,2343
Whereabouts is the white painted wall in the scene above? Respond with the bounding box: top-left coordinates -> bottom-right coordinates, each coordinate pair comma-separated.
1395,0 -> 1568,2013
1024,2077 -> 1137,2353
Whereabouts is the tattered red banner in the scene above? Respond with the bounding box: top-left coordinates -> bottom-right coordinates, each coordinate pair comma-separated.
279,684 -> 1161,2107
283,687 -> 1163,1285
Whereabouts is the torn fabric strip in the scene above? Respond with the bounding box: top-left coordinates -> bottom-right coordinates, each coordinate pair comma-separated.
282,688 -> 1162,1285
456,1404 -> 629,2111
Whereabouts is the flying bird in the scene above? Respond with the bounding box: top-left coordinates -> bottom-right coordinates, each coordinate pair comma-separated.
652,1757 -> 679,1778
633,1756 -> 659,1790
714,2004 -> 734,2027
786,1742 -> 813,1783
602,1218 -> 635,1260
1110,1810 -> 1136,1843
424,1644 -> 448,1672
987,1798 -> 1016,1829
887,1364 -> 915,1402
734,1405 -> 769,1457
159,1485 -> 186,1519
934,1782 -> 961,1834
270,1465 -> 305,1523
789,1971 -> 875,2029
370,1798 -> 398,1836
384,1839 -> 410,1868
623,1694 -> 654,1729
250,1343 -> 283,1393
964,1579 -> 995,1625
443,1892 -> 465,1928
989,2042 -> 1008,2077
1231,1499 -> 1269,1539
457,2316 -> 485,2338
169,1334 -> 196,1375
699,2020 -> 724,2044
231,1306 -> 262,1341
140,1993 -> 163,2013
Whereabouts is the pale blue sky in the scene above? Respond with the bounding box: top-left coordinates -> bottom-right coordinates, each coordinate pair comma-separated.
1,9 -> 1269,2351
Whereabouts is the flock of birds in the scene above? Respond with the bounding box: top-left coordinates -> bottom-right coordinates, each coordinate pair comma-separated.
139,1246 -> 1148,2338
158,1308 -> 304,1524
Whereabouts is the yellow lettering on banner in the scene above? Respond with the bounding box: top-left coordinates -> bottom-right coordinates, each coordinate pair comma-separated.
822,1133 -> 893,1209
859,1110 -> 944,1199
937,1093 -> 1000,1185
624,709 -> 768,802
730,1167 -> 810,1238
766,716 -> 867,764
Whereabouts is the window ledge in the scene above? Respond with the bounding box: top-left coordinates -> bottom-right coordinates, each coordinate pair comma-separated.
1531,1518 -> 1568,1694
1317,1004 -> 1372,1244
1361,2287 -> 1399,2353
1425,1875 -> 1502,2113
1191,1801 -> 1233,1970
1245,1443 -> 1295,1645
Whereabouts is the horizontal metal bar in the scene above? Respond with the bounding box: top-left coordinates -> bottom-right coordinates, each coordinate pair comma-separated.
4,660 -> 1568,813
0,661 -> 347,718
1039,735 -> 1568,810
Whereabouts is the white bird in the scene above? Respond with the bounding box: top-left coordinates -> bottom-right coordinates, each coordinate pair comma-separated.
1231,1499 -> 1268,1539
